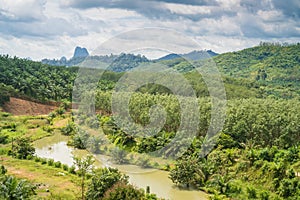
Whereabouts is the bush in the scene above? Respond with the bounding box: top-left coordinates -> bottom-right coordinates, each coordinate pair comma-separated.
0,175 -> 36,199
47,159 -> 54,166
110,148 -> 128,164
279,178 -> 300,198
247,186 -> 257,199
227,182 -> 242,195
42,126 -> 53,133
56,107 -> 65,115
12,137 -> 35,159
0,148 -> 8,155
69,165 -> 76,174
0,134 -> 8,144
34,157 -> 41,162
62,164 -> 69,171
54,161 -> 62,168
41,158 -> 47,165
260,190 -> 270,200
86,168 -> 128,199
61,122 -> 76,136
48,112 -> 56,119
102,182 -> 146,200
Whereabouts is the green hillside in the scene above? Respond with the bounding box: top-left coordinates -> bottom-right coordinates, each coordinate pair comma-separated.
214,43 -> 300,99
1,43 -> 299,103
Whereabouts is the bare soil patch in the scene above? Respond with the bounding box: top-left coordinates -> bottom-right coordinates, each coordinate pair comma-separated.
3,97 -> 57,115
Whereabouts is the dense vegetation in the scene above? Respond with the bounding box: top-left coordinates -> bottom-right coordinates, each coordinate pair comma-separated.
1,43 -> 299,104
213,42 -> 300,99
1,43 -> 300,199
0,110 -> 161,199
0,165 -> 36,200
0,55 -> 77,102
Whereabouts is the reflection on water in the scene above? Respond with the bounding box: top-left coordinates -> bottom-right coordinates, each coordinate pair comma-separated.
35,141 -> 74,165
34,133 -> 208,200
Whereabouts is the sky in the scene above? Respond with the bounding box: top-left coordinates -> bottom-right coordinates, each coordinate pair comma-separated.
0,0 -> 299,60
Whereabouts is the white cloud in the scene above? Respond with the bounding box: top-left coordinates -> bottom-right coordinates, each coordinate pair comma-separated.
165,3 -> 211,15
0,0 -> 46,21
0,0 -> 299,60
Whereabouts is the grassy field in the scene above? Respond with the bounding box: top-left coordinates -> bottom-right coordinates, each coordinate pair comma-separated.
0,110 -> 82,199
1,155 -> 80,199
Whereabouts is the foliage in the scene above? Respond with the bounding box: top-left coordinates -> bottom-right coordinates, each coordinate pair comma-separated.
71,129 -> 89,149
87,136 -> 104,154
61,121 -> 77,136
102,181 -> 146,200
0,55 -> 78,102
170,156 -> 205,188
73,155 -> 95,200
11,137 -> 35,159
86,167 -> 128,200
110,147 -> 128,164
0,166 -> 36,200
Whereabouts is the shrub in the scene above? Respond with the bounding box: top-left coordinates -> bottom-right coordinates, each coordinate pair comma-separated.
102,182 -> 146,200
12,137 -> 35,159
86,168 -> 128,199
62,164 -> 69,171
42,126 -> 53,133
56,107 -> 65,115
0,148 -> 8,155
54,161 -> 62,168
61,122 -> 76,136
247,186 -> 257,199
69,165 -> 76,174
0,134 -> 8,144
47,159 -> 54,166
260,190 -> 270,200
34,157 -> 41,162
41,158 -> 47,165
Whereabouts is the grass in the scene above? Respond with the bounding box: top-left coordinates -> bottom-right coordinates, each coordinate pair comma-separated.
1,155 -> 81,199
0,112 -> 73,144
0,111 -> 82,199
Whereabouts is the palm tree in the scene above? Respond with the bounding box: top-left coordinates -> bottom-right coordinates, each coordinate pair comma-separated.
0,175 -> 36,200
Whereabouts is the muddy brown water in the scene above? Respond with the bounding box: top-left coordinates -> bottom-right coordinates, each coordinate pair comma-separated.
33,133 -> 208,200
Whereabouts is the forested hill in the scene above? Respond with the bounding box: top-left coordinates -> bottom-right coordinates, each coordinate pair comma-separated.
213,43 -> 300,97
0,43 -> 300,105
215,43 -> 300,77
0,55 -> 77,103
161,43 -> 300,98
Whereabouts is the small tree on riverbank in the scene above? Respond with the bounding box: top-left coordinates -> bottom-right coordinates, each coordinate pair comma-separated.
73,155 -> 95,200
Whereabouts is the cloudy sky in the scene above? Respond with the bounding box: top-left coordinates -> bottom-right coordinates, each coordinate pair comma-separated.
0,0 -> 299,60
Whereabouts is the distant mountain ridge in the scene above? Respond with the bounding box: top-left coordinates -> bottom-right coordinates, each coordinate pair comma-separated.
41,47 -> 218,67
42,47 -> 149,72
157,50 -> 218,61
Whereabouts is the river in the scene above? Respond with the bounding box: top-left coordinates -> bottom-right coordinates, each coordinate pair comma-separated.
33,132 -> 208,200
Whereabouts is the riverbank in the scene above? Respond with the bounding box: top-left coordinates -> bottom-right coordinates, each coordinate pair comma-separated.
33,131 -> 208,200
0,110 -> 208,199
